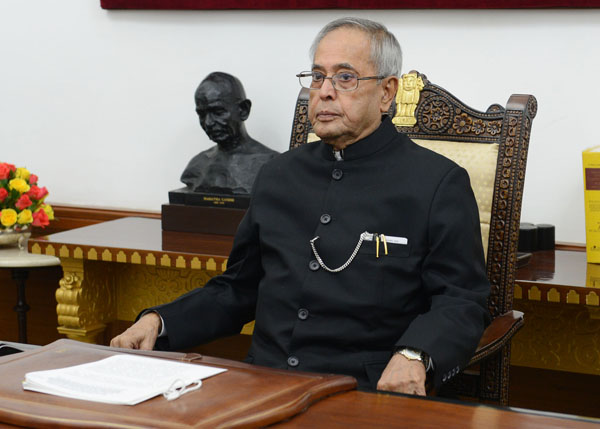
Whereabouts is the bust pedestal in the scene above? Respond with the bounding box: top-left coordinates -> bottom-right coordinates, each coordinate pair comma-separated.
162,188 -> 247,253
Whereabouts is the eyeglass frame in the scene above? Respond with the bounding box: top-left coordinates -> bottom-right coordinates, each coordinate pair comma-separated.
296,71 -> 387,92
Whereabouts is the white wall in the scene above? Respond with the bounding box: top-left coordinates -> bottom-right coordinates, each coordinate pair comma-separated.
1,1 -> 598,243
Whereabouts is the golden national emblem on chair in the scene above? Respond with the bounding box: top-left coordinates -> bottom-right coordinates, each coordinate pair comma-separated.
392,71 -> 425,127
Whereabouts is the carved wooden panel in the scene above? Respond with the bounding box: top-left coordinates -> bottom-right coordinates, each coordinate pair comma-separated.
289,88 -> 311,150
112,262 -> 220,321
512,299 -> 600,375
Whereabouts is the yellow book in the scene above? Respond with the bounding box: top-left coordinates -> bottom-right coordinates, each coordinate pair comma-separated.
586,262 -> 600,288
582,146 -> 600,263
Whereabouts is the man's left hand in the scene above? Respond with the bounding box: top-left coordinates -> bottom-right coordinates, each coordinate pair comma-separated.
377,353 -> 427,395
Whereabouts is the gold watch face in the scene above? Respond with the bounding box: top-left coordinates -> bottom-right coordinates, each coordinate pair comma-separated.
399,349 -> 422,361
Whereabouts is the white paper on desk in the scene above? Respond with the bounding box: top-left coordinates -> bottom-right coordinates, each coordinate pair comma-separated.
22,354 -> 226,405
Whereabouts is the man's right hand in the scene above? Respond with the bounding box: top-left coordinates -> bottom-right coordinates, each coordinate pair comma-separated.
109,312 -> 162,350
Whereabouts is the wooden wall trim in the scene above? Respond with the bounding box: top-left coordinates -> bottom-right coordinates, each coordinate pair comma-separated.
34,204 -> 160,237
555,242 -> 585,252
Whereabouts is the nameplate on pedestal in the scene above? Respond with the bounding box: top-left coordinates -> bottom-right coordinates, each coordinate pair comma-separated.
168,187 -> 250,209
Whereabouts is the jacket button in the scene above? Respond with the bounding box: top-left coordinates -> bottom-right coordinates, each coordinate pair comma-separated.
298,308 -> 309,320
309,260 -> 320,271
332,169 -> 343,180
287,356 -> 299,367
320,214 -> 332,224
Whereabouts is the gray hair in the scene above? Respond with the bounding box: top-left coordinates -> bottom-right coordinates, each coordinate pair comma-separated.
309,17 -> 402,77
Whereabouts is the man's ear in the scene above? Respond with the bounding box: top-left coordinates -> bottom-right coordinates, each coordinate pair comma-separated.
380,76 -> 399,113
239,99 -> 252,121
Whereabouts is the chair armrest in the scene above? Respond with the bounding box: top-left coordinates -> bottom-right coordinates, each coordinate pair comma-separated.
467,310 -> 524,366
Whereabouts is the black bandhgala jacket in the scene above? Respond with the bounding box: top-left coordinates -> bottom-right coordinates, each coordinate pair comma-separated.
153,116 -> 491,390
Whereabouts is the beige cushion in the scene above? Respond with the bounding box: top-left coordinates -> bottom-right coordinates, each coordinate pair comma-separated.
413,139 -> 498,262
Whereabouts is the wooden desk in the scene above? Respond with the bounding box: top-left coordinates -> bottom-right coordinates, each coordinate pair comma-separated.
0,340 -> 598,429
513,248 -> 600,375
27,217 -> 247,344
279,390 -> 600,428
0,339 -> 356,428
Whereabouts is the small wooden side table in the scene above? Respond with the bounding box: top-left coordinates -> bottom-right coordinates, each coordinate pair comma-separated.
0,247 -> 60,343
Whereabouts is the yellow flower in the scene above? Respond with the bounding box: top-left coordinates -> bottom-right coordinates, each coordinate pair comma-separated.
17,209 -> 33,225
15,167 -> 31,181
1,209 -> 17,227
42,203 -> 55,220
9,178 -> 30,194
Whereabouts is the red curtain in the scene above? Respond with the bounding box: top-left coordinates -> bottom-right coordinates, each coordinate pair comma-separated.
100,0 -> 600,9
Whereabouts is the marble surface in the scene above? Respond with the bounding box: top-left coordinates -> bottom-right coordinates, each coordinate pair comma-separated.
0,246 -> 60,268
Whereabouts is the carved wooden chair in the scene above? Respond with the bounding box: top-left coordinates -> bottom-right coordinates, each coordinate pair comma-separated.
289,71 -> 537,406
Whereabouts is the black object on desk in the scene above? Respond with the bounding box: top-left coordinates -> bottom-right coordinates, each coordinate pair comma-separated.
518,223 -> 538,252
0,341 -> 39,356
0,343 -> 23,356
519,222 -> 555,252
537,224 -> 556,250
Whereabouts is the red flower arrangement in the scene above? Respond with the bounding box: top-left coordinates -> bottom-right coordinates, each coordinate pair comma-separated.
0,162 -> 54,231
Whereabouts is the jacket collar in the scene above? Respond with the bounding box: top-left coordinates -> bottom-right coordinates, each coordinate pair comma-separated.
319,115 -> 397,161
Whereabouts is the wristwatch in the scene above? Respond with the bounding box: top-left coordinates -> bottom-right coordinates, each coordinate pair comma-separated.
395,347 -> 432,372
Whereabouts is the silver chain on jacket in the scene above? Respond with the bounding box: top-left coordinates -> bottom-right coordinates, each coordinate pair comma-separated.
309,232 -> 369,273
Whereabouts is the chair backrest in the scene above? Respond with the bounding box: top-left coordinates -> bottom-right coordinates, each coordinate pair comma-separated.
289,71 -> 538,404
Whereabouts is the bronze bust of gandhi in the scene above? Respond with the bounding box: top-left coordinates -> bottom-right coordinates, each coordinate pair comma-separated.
181,72 -> 279,195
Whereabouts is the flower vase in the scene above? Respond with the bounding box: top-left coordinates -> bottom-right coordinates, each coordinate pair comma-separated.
0,228 -> 31,251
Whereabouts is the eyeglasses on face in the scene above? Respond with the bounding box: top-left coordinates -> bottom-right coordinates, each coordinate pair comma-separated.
296,71 -> 385,92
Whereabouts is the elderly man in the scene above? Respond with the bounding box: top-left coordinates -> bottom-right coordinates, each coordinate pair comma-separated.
112,17 -> 490,396
181,72 -> 278,194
